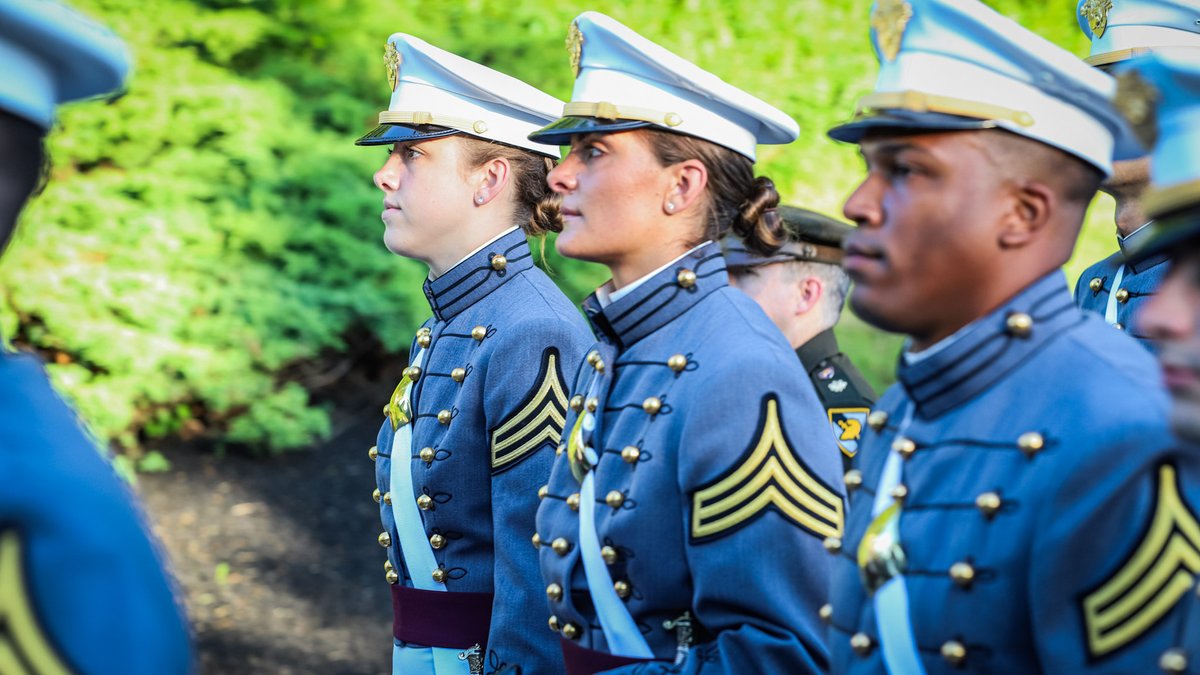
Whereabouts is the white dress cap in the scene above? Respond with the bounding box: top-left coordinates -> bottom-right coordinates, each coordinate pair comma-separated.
1078,0 -> 1200,67
528,11 -> 799,161
0,0 -> 130,129
828,0 -> 1144,177
356,33 -> 563,157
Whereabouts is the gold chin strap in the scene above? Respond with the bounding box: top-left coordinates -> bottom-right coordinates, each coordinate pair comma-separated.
1144,179 -> 1200,221
855,90 -> 1035,128
562,101 -> 684,127
377,110 -> 490,135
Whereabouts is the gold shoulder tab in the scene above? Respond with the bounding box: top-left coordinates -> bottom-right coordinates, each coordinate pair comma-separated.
691,396 -> 844,543
0,530 -> 73,675
1083,464 -> 1200,658
490,347 -> 569,472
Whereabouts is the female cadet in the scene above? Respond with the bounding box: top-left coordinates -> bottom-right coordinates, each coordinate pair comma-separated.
354,34 -> 591,675
529,12 -> 844,675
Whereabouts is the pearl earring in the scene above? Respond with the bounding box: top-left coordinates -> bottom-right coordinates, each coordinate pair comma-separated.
666,202 -> 675,213
475,195 -> 485,204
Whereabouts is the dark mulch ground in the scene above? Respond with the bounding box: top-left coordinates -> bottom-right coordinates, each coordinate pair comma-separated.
137,365 -> 404,675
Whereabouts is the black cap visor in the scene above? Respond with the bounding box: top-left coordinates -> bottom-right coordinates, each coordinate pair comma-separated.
355,123 -> 459,147
827,109 -> 998,144
528,116 -> 656,146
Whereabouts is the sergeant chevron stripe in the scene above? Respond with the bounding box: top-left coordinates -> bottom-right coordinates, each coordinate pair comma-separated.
1082,464 -> 1200,658
490,347 -> 569,471
691,396 -> 844,543
0,530 -> 72,675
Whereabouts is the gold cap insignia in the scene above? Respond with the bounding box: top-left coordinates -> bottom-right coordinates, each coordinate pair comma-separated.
384,41 -> 401,92
567,22 -> 584,78
872,0 -> 913,63
1080,0 -> 1114,38
1114,70 -> 1161,149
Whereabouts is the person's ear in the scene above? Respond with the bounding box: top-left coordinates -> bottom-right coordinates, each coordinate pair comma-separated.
998,179 -> 1054,249
473,156 -> 511,206
661,158 -> 708,216
794,274 -> 823,316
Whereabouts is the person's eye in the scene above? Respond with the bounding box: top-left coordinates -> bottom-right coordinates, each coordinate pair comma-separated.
584,144 -> 604,160
405,147 -> 423,160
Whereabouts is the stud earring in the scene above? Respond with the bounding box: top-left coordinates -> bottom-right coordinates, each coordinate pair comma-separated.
666,202 -> 675,213
475,195 -> 485,204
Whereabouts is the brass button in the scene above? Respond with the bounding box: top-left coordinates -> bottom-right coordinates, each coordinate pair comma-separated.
890,484 -> 908,503
850,632 -> 874,656
949,561 -> 976,587
570,395 -> 584,412
430,533 -> 446,549
417,334 -> 431,348
431,568 -> 447,583
450,367 -> 466,383
664,112 -> 683,127
1088,277 -> 1102,292
601,545 -> 618,564
417,494 -> 433,511
1018,431 -> 1045,457
546,583 -> 563,601
586,350 -> 601,366
867,410 -> 888,430
556,442 -> 566,456
975,492 -> 1002,518
567,493 -> 581,511
676,269 -> 697,288
419,447 -> 435,464
941,640 -> 967,666
819,604 -> 833,624
592,359 -> 605,373
605,490 -> 625,508
377,531 -> 391,548
386,569 -> 399,585
621,446 -> 641,463
471,325 -> 488,341
437,409 -> 453,425
1114,322 -> 1125,330
613,580 -> 631,599
585,396 -> 598,412
1005,312 -> 1033,337
844,469 -> 863,492
372,488 -> 382,503
642,397 -> 662,415
892,437 -> 916,459
383,491 -> 392,505
369,445 -> 379,461
548,615 -> 560,632
531,532 -> 542,549
417,326 -> 431,337
403,365 -> 422,381
1160,648 -> 1188,673
551,537 -> 571,556
538,484 -> 549,499
385,560 -> 393,572
823,536 -> 842,554
561,622 -> 580,640
491,254 -> 508,271
667,354 -> 688,372
1115,288 -> 1130,303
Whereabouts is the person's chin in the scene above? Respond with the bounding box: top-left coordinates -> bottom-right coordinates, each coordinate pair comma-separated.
849,286 -> 907,335
554,228 -> 597,262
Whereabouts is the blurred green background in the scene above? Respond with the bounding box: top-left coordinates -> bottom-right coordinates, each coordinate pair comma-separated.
0,0 -> 1119,466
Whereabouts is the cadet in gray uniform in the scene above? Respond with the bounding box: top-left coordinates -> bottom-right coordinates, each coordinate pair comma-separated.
0,2 -> 192,673
824,0 -> 1179,672
354,35 -> 591,675
1072,0 -> 1200,345
724,206 -> 876,470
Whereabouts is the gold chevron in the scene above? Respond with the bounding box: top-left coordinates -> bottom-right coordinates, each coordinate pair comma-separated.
491,351 -> 568,469
0,530 -> 73,675
1083,464 -> 1200,658
692,397 -> 844,541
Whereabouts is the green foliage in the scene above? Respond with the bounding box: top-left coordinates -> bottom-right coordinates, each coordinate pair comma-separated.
0,0 -> 1120,454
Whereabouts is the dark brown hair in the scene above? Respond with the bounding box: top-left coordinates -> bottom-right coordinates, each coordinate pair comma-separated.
642,130 -> 783,256
460,137 -> 562,237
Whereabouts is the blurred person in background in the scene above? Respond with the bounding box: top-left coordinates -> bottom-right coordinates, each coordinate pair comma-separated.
530,12 -> 842,674
354,34 -> 591,675
1072,0 -> 1200,345
724,206 -> 876,472
823,0 -> 1178,671
0,1 -> 192,673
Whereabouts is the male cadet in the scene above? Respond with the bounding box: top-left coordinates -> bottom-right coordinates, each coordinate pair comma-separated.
0,2 -> 192,674
1122,48 -> 1200,675
822,0 -> 1178,672
1072,0 -> 1200,344
723,206 -> 876,471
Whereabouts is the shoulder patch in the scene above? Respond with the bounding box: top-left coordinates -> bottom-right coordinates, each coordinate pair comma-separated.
828,407 -> 870,458
691,395 -> 844,543
1082,463 -> 1200,659
490,347 -> 569,473
0,529 -> 73,675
